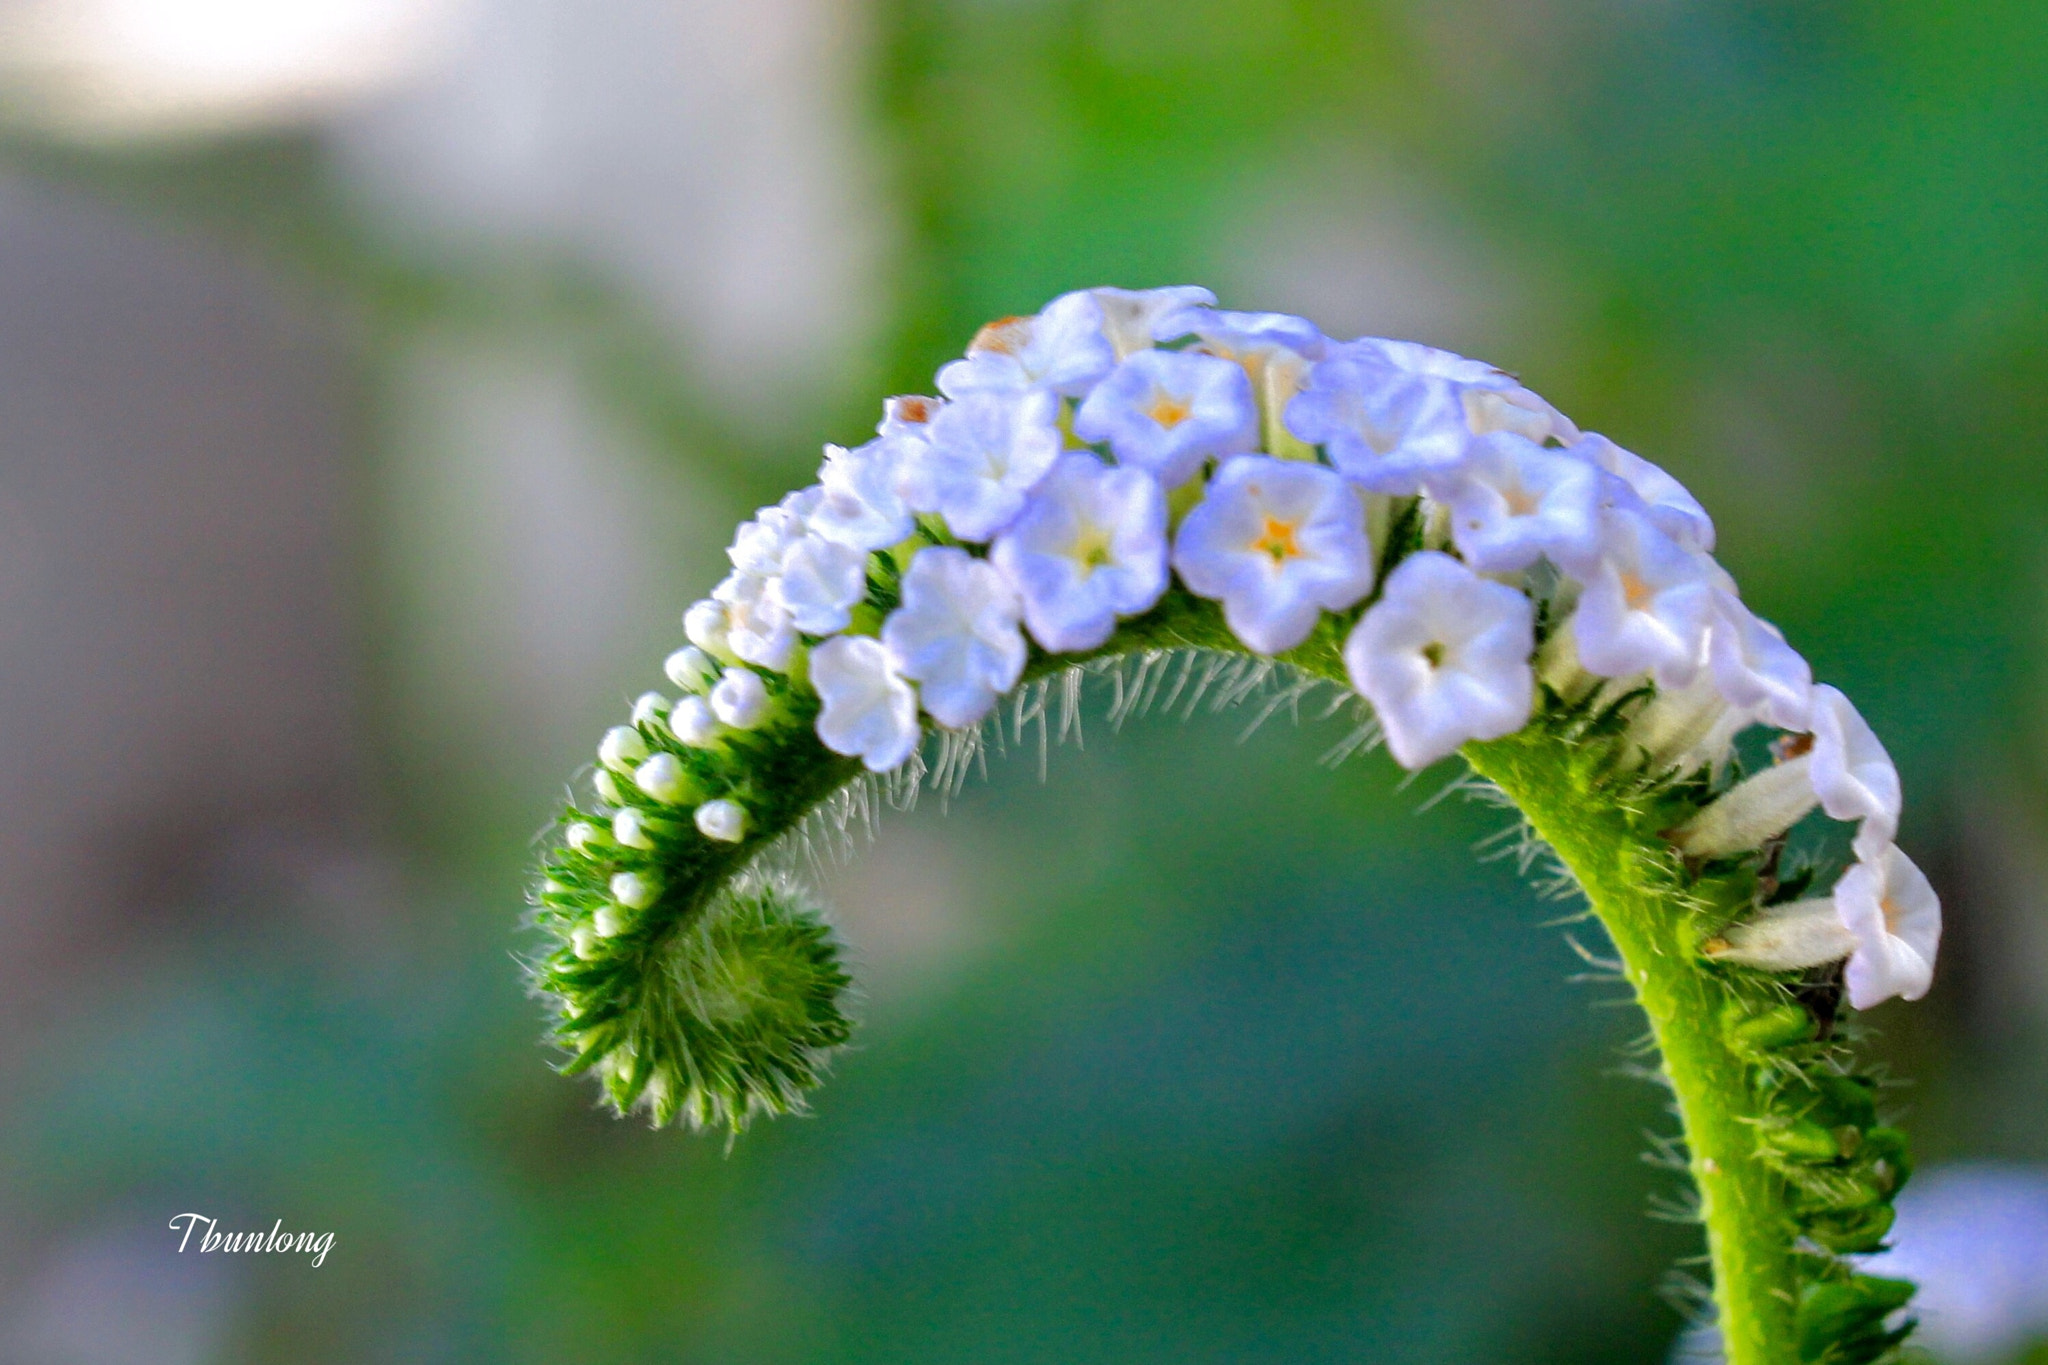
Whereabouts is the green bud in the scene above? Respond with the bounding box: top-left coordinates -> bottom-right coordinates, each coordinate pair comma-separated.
1797,1275 -> 1916,1364
1761,1119 -> 1839,1164
1801,1201 -> 1896,1255
1725,1001 -> 1818,1054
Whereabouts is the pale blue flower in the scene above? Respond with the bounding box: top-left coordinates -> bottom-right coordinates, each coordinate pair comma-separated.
935,289 -> 1118,399
1283,338 -> 1475,494
1172,455 -> 1376,655
810,438 -> 916,551
1706,591 -> 1812,730
1577,432 -> 1716,553
1072,349 -> 1258,489
811,633 -> 921,772
1438,430 -> 1604,574
882,546 -> 1027,727
1572,507 -> 1717,686
778,533 -> 869,635
901,389 -> 1063,541
989,453 -> 1169,652
1344,551 -> 1536,770
1810,683 -> 1903,860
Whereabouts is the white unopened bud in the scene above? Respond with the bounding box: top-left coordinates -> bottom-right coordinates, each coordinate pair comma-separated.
664,645 -> 716,691
709,669 -> 769,729
592,768 -> 624,805
634,751 -> 690,805
610,871 -> 660,910
598,725 -> 648,773
1631,670 -> 1730,773
613,806 -> 658,850
1702,898 -> 1854,972
1669,755 -> 1818,858
572,926 -> 601,960
1536,619 -> 1600,703
630,691 -> 669,726
695,799 -> 747,843
669,695 -> 720,747
594,903 -> 625,936
565,821 -> 604,853
684,599 -> 731,657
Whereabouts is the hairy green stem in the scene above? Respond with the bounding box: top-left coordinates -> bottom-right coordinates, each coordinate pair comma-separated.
1465,733 -> 1795,1365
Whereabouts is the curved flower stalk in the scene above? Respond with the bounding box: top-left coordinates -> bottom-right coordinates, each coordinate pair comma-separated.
529,287 -> 1940,1365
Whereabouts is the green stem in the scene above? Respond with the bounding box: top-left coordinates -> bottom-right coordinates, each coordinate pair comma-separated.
1465,732 -> 1797,1365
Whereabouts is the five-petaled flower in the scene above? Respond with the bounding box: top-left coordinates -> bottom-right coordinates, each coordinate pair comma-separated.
990,454 -> 1169,652
1344,551 -> 1536,770
882,547 -> 1028,728
1171,455 -> 1375,655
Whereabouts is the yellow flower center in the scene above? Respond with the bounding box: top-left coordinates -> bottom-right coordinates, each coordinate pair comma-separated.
1621,570 -> 1655,612
1146,390 -> 1193,430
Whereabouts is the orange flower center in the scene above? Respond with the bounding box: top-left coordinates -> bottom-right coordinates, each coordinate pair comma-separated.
1621,570 -> 1655,612
1251,516 -> 1301,563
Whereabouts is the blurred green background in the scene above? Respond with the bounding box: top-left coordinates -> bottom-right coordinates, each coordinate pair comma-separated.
0,2 -> 2041,1361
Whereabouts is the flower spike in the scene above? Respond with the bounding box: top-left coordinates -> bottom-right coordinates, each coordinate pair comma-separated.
528,286 -> 1938,1365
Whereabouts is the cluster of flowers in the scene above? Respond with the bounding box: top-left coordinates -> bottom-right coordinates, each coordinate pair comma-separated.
614,285 -> 1937,1011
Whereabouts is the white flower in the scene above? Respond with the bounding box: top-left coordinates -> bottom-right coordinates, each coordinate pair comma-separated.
712,571 -> 797,671
778,534 -> 869,635
1809,684 -> 1902,860
1574,433 -> 1714,552
694,798 -> 748,843
989,454 -> 1169,651
598,724 -> 647,773
668,695 -> 720,747
882,546 -> 1027,727
1091,284 -> 1216,357
1437,430 -> 1603,574
811,634 -> 921,772
709,667 -> 770,729
935,289 -> 1117,398
683,598 -> 731,656
1172,455 -> 1376,655
634,751 -> 690,804
810,438 -> 916,551
1282,338 -> 1474,494
901,389 -> 1063,541
663,645 -> 715,691
629,691 -> 668,726
1833,843 -> 1941,1008
1343,551 -> 1536,769
1072,349 -> 1258,488
728,502 -> 810,577
1706,592 -> 1812,730
1572,508 -> 1717,686
610,870 -> 661,909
